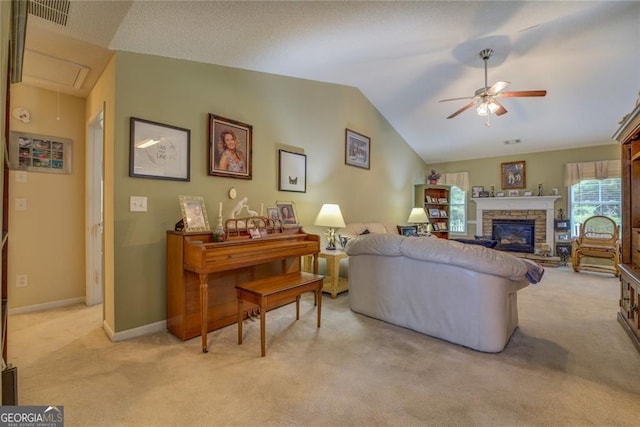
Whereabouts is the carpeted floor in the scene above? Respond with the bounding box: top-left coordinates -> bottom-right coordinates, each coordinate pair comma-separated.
7,266 -> 640,426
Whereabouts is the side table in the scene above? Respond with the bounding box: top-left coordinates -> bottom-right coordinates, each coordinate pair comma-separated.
303,249 -> 349,299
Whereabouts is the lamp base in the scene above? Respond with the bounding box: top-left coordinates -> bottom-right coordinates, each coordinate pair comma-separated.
325,243 -> 337,251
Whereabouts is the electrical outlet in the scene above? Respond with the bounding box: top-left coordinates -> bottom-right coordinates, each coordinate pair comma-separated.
15,198 -> 27,211
15,171 -> 28,183
16,274 -> 27,288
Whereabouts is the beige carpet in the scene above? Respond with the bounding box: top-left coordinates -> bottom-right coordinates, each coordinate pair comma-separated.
7,267 -> 640,426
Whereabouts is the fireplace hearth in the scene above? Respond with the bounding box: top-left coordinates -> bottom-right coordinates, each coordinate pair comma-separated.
492,219 -> 536,253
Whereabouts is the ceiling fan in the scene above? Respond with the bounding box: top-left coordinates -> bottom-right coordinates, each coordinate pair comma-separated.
439,48 -> 547,125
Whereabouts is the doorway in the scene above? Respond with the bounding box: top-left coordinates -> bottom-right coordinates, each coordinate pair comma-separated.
86,108 -> 104,306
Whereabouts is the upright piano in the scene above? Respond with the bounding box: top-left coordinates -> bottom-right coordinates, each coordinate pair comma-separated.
166,222 -> 320,352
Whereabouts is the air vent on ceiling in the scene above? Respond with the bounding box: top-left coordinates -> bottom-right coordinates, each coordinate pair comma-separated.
28,0 -> 70,26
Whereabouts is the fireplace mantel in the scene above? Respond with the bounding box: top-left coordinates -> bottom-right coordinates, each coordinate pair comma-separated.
472,196 -> 561,253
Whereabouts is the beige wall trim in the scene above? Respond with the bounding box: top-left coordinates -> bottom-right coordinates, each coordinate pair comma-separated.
8,297 -> 85,316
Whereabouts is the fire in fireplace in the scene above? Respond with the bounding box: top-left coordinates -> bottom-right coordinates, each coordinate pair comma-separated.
492,219 -> 535,253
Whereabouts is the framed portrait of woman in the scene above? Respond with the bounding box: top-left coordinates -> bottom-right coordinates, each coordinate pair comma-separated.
275,201 -> 299,226
208,114 -> 252,179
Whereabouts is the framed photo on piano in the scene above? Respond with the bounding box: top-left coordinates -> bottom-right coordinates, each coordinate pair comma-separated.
179,195 -> 210,232
275,201 -> 299,226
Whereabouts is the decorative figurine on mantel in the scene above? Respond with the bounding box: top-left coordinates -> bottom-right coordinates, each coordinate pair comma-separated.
427,169 -> 441,185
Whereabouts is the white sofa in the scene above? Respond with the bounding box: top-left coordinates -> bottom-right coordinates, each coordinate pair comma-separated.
345,233 -> 533,353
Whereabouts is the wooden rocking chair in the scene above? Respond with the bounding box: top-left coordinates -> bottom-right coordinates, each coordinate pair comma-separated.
571,215 -> 620,277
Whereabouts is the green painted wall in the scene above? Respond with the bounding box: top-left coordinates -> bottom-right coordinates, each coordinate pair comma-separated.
426,144 -> 620,237
110,52 -> 426,332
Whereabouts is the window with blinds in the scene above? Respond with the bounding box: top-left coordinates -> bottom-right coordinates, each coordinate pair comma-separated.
569,178 -> 621,236
449,185 -> 466,234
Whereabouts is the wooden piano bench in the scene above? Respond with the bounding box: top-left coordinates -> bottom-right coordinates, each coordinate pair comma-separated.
236,271 -> 324,357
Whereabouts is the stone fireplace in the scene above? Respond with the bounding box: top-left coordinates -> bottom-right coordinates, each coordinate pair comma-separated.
472,196 -> 560,255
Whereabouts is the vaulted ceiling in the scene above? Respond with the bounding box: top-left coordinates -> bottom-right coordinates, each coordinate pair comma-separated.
19,1 -> 640,163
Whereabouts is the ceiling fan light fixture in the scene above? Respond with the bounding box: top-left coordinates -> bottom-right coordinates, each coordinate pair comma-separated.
476,101 -> 499,116
440,48 -> 547,121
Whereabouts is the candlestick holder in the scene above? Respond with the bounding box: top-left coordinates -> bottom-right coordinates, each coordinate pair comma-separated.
213,215 -> 225,242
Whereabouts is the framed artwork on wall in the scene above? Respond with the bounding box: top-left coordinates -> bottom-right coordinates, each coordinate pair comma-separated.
345,128 -> 370,169
129,117 -> 190,181
208,114 -> 252,180
9,131 -> 73,175
179,195 -> 210,232
278,149 -> 307,193
501,160 -> 526,189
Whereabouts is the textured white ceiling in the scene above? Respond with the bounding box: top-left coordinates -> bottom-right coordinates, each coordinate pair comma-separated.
23,1 -> 640,163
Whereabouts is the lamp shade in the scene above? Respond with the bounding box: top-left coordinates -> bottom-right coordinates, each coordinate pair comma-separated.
407,208 -> 428,224
314,204 -> 346,228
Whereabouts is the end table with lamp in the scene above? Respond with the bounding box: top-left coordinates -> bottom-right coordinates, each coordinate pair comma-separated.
309,203 -> 349,298
408,207 -> 429,234
313,248 -> 349,299
314,203 -> 346,250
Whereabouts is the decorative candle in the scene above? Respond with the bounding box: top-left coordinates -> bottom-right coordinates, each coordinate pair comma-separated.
261,203 -> 264,216
218,202 -> 222,217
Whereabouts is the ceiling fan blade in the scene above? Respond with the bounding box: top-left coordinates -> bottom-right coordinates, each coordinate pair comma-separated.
499,90 -> 547,98
493,100 -> 508,116
446,101 -> 476,119
439,96 -> 475,103
487,81 -> 510,96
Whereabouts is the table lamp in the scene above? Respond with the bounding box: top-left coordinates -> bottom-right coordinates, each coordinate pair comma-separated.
314,204 -> 346,250
407,207 -> 429,234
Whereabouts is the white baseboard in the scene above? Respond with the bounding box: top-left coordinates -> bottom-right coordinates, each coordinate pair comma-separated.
7,297 -> 85,315
108,320 -> 167,342
9,298 -> 167,342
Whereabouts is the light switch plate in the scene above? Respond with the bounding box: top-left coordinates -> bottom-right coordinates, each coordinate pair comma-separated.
130,196 -> 148,212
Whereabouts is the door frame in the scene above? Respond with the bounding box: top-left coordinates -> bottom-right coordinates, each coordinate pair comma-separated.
85,107 -> 104,306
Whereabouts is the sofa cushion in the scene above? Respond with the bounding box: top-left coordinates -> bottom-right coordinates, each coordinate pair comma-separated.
344,234 -> 403,257
347,233 -> 528,281
401,237 -> 527,280
341,221 -> 399,238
